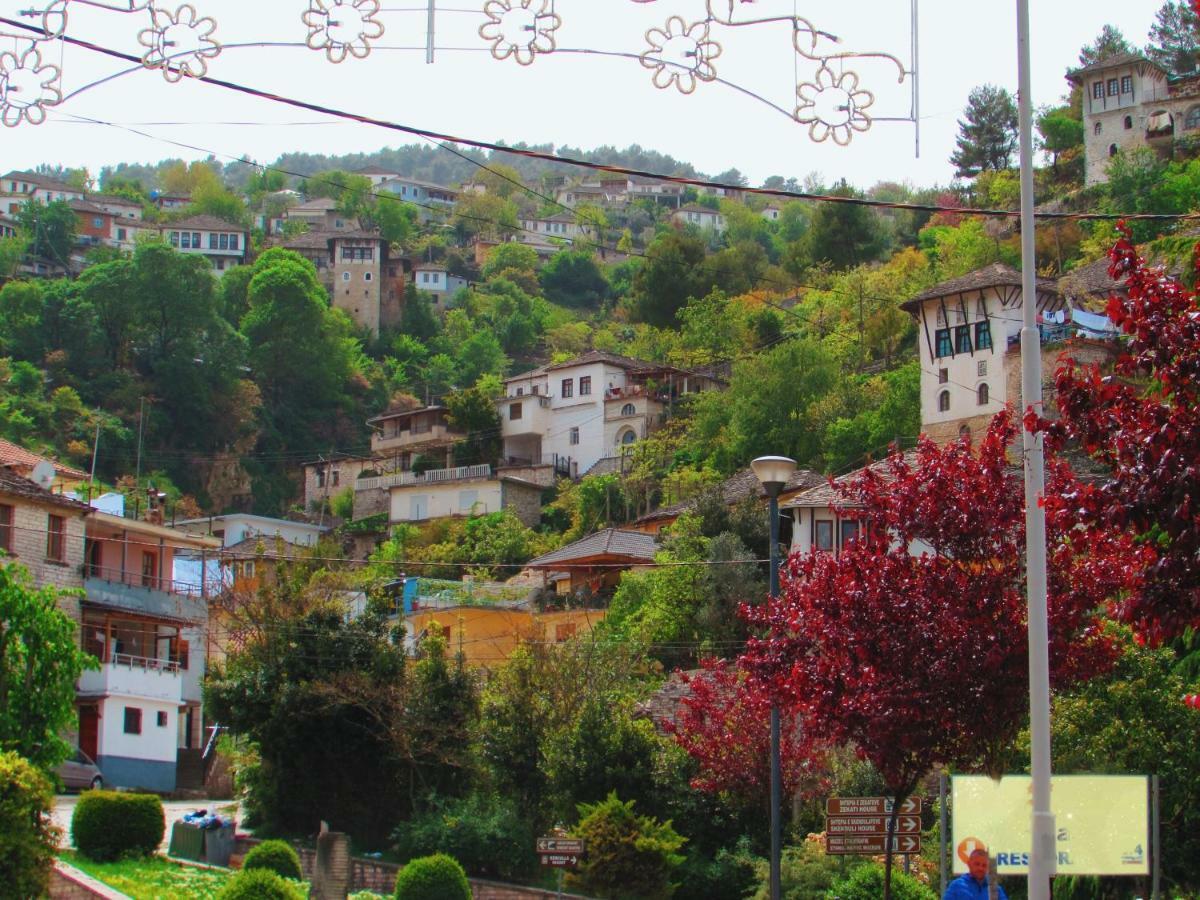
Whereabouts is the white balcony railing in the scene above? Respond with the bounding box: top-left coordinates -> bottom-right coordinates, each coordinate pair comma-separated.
78,655 -> 183,703
357,464 -> 492,492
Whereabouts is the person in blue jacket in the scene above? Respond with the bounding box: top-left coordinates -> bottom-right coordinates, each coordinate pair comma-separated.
944,848 -> 1008,899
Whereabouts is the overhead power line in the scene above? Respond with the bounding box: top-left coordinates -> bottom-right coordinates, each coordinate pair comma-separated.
3,15 -> 1199,224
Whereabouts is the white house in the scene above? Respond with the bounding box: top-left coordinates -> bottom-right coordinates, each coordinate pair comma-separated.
412,263 -> 469,302
377,177 -> 458,221
382,464 -> 543,527
172,513 -> 326,549
159,215 -> 248,274
900,264 -> 1064,445
354,165 -> 402,187
762,205 -> 782,222
285,197 -> 356,232
496,351 -> 724,483
672,204 -> 726,234
1,171 -> 86,207
0,213 -> 17,238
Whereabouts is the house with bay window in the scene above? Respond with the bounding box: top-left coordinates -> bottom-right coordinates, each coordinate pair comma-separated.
159,215 -> 248,274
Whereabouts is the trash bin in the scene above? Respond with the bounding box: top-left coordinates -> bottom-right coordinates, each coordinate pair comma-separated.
168,821 -> 206,862
203,823 -> 235,867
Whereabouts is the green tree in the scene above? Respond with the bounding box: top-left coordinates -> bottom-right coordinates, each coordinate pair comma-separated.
481,242 -> 539,281
1037,106 -> 1084,168
0,232 -> 28,279
540,250 -> 609,308
16,200 -> 76,266
1146,1 -> 1200,74
1048,631 -> 1200,892
951,84 -> 1019,178
445,383 -> 503,466
0,563 -> 96,770
0,751 -> 59,898
567,792 -> 686,900
0,280 -> 46,362
1078,24 -> 1134,67
801,181 -> 888,270
629,231 -> 711,327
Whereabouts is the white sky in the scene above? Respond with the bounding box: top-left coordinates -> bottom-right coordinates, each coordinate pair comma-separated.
0,0 -> 1161,188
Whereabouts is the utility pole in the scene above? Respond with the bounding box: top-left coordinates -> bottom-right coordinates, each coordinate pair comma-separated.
1016,2 -> 1055,897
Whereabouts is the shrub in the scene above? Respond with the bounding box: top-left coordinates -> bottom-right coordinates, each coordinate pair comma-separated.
242,839 -> 303,880
393,853 -> 471,900
749,839 -> 865,899
0,751 -> 59,898
826,863 -> 936,900
392,794 -> 534,879
217,867 -> 306,900
71,790 -> 164,861
566,792 -> 686,900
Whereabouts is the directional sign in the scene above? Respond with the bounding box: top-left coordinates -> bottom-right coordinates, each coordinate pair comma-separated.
826,815 -> 921,835
537,837 -> 585,854
826,834 -> 922,856
826,796 -> 922,816
540,853 -> 581,868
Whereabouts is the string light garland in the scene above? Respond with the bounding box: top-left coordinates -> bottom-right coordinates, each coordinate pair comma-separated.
0,43 -> 62,126
302,0 -> 385,63
0,1 -> 917,146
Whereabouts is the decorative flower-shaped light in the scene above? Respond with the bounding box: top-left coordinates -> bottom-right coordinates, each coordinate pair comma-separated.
138,3 -> 221,83
0,45 -> 62,128
479,0 -> 561,67
640,16 -> 721,95
302,0 -> 384,63
794,65 -> 874,145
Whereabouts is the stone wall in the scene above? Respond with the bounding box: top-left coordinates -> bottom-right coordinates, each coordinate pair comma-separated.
233,836 -> 594,899
49,861 -> 130,899
501,480 -> 546,527
5,500 -> 86,621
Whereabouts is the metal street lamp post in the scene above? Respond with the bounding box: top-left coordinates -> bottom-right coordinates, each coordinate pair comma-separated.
752,454 -> 798,900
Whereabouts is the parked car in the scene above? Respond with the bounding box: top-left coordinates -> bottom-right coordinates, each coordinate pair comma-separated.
56,748 -> 104,791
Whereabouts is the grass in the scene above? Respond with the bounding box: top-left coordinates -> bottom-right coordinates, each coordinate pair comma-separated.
60,850 -> 235,900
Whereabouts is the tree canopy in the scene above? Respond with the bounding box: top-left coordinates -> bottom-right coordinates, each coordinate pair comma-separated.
950,84 -> 1019,179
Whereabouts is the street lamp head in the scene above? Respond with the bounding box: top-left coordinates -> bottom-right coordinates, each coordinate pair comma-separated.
752,455 -> 798,495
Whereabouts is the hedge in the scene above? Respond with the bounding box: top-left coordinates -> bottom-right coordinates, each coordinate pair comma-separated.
70,790 -> 164,861
242,839 -> 303,880
216,867 -> 306,900
394,853 -> 471,900
0,751 -> 58,898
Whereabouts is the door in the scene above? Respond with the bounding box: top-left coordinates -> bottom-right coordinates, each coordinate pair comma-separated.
79,706 -> 99,762
409,495 -> 428,521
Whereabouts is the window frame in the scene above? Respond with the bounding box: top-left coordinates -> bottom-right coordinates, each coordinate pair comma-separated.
974,320 -> 992,351
1092,81 -> 1104,100
123,706 -> 142,735
937,390 -> 951,413
509,402 -> 523,421
579,376 -> 592,396
0,504 -> 12,553
561,378 -> 574,399
977,383 -> 990,406
934,328 -> 952,358
955,324 -> 972,355
46,514 -> 65,563
815,520 -> 834,552
1121,75 -> 1133,94
569,426 -> 580,446
1107,78 -> 1119,96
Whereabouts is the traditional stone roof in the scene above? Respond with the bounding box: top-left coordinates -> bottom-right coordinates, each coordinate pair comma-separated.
220,535 -> 307,561
526,528 -> 658,569
900,263 -> 1061,313
781,451 -> 926,510
0,438 -> 88,480
1057,257 -> 1123,307
1067,53 -> 1163,82
634,669 -> 704,733
354,166 -> 401,176
544,350 -> 654,372
291,197 -> 339,212
67,199 -> 111,216
367,404 -> 447,425
0,468 -> 91,512
675,203 -> 722,215
635,467 -> 825,525
161,215 -> 247,233
1,171 -> 80,193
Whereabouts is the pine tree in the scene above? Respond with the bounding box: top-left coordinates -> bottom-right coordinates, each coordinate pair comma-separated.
1078,24 -> 1134,67
1145,1 -> 1200,74
950,84 -> 1018,179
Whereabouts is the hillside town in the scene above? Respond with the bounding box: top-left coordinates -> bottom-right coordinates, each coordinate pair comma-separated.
3,3 -> 1200,900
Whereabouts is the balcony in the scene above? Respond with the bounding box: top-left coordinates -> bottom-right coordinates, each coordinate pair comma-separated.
371,423 -> 462,455
499,395 -> 552,436
356,464 -> 493,492
78,654 -> 183,704
84,575 -> 206,623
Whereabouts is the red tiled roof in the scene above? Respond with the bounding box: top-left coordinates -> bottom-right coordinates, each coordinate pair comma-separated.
0,438 -> 88,480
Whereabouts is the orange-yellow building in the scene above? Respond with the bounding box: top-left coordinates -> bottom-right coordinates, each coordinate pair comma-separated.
406,605 -> 606,670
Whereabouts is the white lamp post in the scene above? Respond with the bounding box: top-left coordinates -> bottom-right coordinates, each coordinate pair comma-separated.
752,454 -> 797,900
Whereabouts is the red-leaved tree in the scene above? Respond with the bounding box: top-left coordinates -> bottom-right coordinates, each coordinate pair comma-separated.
740,413 -> 1146,897
664,658 -> 828,807
1037,225 -> 1200,643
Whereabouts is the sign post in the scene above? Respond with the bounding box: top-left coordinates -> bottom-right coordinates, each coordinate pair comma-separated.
824,797 -> 923,857
538,835 -> 585,899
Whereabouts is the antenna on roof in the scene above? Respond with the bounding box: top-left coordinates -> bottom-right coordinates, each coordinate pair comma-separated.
31,460 -> 55,491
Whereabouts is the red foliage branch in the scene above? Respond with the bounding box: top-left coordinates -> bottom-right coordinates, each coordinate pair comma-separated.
1035,224 -> 1200,642
664,658 -> 828,805
740,413 -> 1143,795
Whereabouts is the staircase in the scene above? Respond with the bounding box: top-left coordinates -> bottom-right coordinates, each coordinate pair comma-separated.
176,748 -> 205,793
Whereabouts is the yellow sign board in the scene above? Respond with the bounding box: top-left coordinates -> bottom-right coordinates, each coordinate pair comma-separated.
951,775 -> 1149,876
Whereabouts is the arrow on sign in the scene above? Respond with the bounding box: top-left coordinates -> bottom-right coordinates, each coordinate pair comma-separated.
897,817 -> 920,832
898,798 -> 921,814
897,835 -> 919,852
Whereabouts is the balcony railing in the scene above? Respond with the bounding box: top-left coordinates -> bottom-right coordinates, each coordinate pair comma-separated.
78,654 -> 182,703
84,575 -> 207,623
357,464 -> 493,492
498,454 -> 575,478
85,565 -> 203,598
